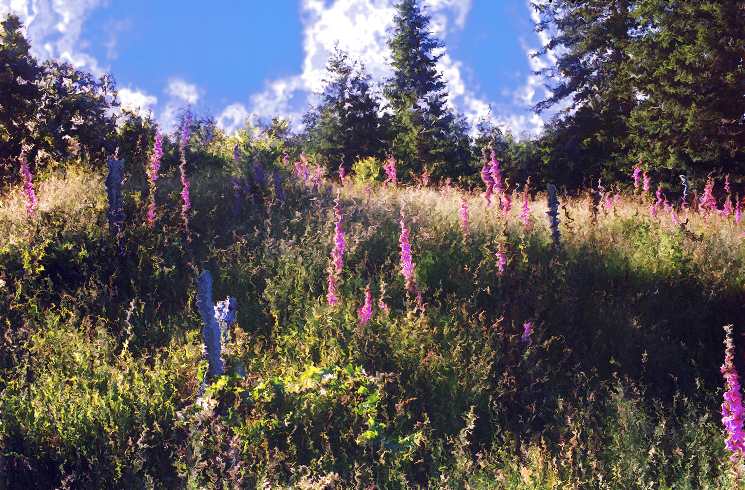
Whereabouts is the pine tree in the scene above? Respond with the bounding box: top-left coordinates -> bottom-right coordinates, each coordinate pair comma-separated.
628,0 -> 745,176
304,48 -> 387,172
385,0 -> 471,181
0,14 -> 42,184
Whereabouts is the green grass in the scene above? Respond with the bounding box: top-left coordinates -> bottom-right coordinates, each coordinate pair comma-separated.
1,155 -> 744,488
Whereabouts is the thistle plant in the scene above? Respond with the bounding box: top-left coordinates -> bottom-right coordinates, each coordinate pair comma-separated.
197,270 -> 225,380
146,130 -> 163,226
326,197 -> 345,306
105,157 -> 125,237
547,184 -> 561,249
179,112 -> 192,233
384,155 -> 397,186
19,152 -> 37,217
721,324 -> 745,462
357,285 -> 373,326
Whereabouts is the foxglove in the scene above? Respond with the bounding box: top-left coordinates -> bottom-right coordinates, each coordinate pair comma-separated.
327,198 -> 345,306
146,131 -> 163,226
721,324 -> 745,461
384,155 -> 397,186
357,285 -> 373,326
20,153 -> 37,217
521,321 -> 534,343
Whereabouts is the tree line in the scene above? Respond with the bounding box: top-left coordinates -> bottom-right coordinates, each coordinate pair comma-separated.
1,0 -> 743,191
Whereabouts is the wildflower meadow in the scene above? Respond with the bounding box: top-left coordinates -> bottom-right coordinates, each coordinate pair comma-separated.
2,1 -> 745,488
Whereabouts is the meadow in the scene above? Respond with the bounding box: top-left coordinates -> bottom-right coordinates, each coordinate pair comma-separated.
1,135 -> 745,489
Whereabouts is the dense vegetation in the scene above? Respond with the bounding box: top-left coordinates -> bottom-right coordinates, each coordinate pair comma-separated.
1,1 -> 745,488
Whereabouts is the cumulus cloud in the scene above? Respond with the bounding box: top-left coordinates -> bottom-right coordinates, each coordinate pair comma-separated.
216,103 -> 250,134
240,0 -> 498,133
0,0 -> 107,74
166,78 -> 200,105
118,87 -> 158,114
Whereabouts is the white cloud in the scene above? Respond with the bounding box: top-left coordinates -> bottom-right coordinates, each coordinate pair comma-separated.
118,87 -> 157,115
0,0 -> 107,75
216,103 -> 250,134
166,78 -> 200,105
243,0 -> 501,134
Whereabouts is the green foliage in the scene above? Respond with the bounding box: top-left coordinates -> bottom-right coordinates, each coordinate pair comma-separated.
352,156 -> 383,184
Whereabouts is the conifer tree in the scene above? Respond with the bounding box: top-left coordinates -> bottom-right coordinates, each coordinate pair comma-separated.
385,0 -> 472,181
304,48 -> 387,172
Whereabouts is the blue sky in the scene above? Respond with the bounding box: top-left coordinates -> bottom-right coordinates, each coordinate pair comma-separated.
1,0 -> 551,137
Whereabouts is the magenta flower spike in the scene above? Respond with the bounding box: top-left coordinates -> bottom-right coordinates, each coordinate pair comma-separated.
146,130 -> 163,226
736,197 -> 742,225
632,164 -> 642,191
519,184 -> 531,229
501,191 -> 512,215
700,177 -> 718,216
399,212 -> 415,289
721,325 -> 745,461
725,174 -> 731,195
357,285 -> 373,326
459,196 -> 469,236
338,161 -> 347,185
489,150 -> 503,195
326,197 -> 345,306
20,153 -> 37,217
384,155 -> 397,186
179,112 -> 192,232
642,172 -> 651,194
496,244 -> 507,276
481,158 -> 494,206
521,321 -> 534,343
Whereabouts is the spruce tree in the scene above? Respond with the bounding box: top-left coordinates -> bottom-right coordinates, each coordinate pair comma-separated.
304,48 -> 387,172
385,0 -> 471,181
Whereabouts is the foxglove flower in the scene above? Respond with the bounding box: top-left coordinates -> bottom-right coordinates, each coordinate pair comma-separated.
670,207 -> 680,226
20,153 -> 37,217
179,112 -> 192,232
459,196 -> 469,236
722,197 -> 734,218
326,198 -> 345,306
700,177 -> 717,215
725,174 -> 731,195
357,285 -> 373,326
489,150 -> 503,194
501,190 -> 512,215
294,154 -> 310,182
642,172 -> 651,194
521,321 -> 534,343
721,324 -> 745,461
496,245 -> 507,276
197,270 -> 225,379
632,164 -> 642,192
547,184 -> 561,249
481,160 -> 494,207
146,131 -> 163,226
338,162 -> 347,184
399,211 -> 423,309
384,155 -> 397,186
105,158 -> 125,236
736,197 -> 742,225
519,184 -> 531,229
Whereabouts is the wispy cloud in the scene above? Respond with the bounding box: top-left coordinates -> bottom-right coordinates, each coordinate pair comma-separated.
166,78 -> 200,105
0,0 -> 107,75
118,87 -> 158,114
